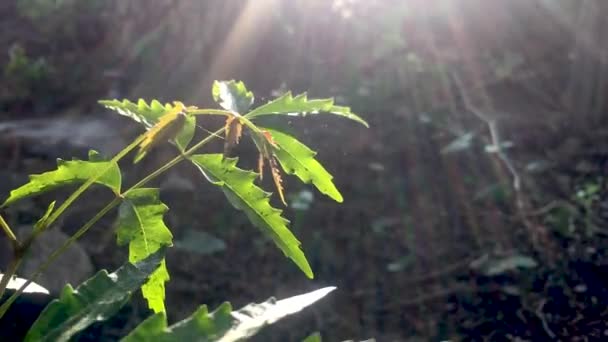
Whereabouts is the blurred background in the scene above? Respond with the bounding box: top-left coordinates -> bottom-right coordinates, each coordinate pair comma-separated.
1,0 -> 608,340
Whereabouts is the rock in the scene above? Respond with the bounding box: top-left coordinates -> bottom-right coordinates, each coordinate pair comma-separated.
15,227 -> 94,295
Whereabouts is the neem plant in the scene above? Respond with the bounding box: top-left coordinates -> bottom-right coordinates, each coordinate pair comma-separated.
0,80 -> 368,341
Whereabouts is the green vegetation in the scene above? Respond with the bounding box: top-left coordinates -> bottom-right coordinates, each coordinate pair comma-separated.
0,80 -> 366,340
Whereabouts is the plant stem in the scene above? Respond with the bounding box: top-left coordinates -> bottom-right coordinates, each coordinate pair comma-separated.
0,214 -> 17,247
0,258 -> 22,302
0,126 -> 225,318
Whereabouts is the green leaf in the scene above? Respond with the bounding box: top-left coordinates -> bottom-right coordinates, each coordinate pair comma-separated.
99,99 -> 195,151
212,80 -> 254,114
2,150 -> 121,207
302,332 -> 322,342
246,92 -> 368,127
24,249 -> 166,342
34,200 -> 56,232
189,154 -> 313,278
123,287 -> 336,342
264,128 -> 343,202
117,189 -> 173,313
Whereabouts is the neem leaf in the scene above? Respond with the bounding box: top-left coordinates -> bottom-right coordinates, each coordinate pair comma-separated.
135,105 -> 188,163
265,129 -> 343,203
212,80 -> 254,114
246,92 -> 368,127
24,249 -> 166,342
123,287 -> 336,342
2,150 -> 121,207
189,154 -> 313,278
117,189 -> 173,313
99,99 -> 195,151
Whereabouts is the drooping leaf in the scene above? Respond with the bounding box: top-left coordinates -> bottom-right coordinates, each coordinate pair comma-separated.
223,115 -> 243,156
269,157 -> 287,205
246,92 -> 368,127
116,189 -> 173,313
24,249 -> 166,342
189,154 -> 313,278
34,200 -> 56,232
135,104 -> 188,163
123,287 -> 336,342
2,150 -> 121,207
441,132 -> 475,154
99,99 -> 195,151
212,80 -> 254,114
265,129 -> 343,203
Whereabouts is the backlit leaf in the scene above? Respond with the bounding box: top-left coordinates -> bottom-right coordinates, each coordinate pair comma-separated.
135,105 -> 187,163
189,154 -> 312,278
24,249 -> 165,342
265,129 -> 343,202
116,189 -> 173,313
246,92 -> 368,127
211,80 -> 254,114
123,287 -> 336,342
2,150 -> 121,207
99,99 -> 195,151
223,115 -> 243,157
269,157 -> 287,205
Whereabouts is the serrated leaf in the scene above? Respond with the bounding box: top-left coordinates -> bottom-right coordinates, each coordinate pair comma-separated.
189,154 -> 313,278
123,287 -> 336,342
117,189 -> 173,313
265,129 -> 342,202
2,150 -> 121,207
246,92 -> 368,127
24,249 -> 166,342
99,99 -> 195,151
212,80 -> 254,114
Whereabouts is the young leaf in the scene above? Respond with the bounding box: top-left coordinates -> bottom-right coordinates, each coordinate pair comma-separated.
264,129 -> 343,203
2,150 -> 121,207
117,189 -> 173,314
246,92 -> 369,127
223,115 -> 243,156
269,157 -> 287,205
99,99 -> 195,151
212,80 -> 254,114
189,154 -> 313,278
135,104 -> 187,163
24,249 -> 166,342
123,287 -> 336,342
34,201 -> 56,232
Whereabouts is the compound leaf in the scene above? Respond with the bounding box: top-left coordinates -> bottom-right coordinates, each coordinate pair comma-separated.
24,249 -> 165,342
189,154 -> 312,278
264,129 -> 343,203
99,99 -> 195,151
246,92 -> 368,127
123,287 -> 336,342
212,80 -> 254,114
116,189 -> 173,313
2,150 -> 121,207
